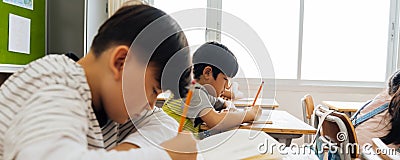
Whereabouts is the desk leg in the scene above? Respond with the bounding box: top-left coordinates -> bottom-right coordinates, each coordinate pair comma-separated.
278,138 -> 292,146
268,133 -> 302,147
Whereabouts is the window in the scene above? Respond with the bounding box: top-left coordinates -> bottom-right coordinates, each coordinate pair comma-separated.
220,34 -> 262,78
221,0 -> 300,79
153,0 -> 207,49
152,0 -> 399,83
301,0 -> 391,82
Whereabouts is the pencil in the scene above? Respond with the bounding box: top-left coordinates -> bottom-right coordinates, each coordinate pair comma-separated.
178,83 -> 194,132
252,81 -> 264,107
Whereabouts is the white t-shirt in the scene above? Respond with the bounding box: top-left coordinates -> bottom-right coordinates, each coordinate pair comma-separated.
102,107 -> 179,149
186,83 -> 218,119
0,55 -> 173,160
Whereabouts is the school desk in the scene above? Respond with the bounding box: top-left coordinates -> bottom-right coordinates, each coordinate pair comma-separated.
156,93 -> 280,109
201,110 -> 317,146
233,98 -> 279,109
240,110 -> 317,146
322,101 -> 365,113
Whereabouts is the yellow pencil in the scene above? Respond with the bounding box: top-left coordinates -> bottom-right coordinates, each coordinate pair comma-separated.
178,82 -> 194,132
252,81 -> 264,107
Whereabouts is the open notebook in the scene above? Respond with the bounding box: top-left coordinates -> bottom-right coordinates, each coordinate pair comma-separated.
199,129 -> 282,159
243,110 -> 273,124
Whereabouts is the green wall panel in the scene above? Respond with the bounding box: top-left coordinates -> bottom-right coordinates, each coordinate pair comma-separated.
0,0 -> 45,65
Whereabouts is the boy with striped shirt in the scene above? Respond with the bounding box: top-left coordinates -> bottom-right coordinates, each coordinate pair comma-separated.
0,5 -> 196,160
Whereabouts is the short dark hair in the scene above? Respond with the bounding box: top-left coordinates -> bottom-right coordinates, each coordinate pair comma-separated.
91,5 -> 191,98
381,70 -> 400,145
193,42 -> 238,80
382,88 -> 400,145
388,70 -> 400,96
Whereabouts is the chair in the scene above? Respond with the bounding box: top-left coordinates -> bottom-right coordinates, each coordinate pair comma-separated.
301,94 -> 315,143
314,106 -> 359,160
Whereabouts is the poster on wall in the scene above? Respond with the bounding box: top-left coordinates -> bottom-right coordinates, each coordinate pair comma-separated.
3,0 -> 33,10
8,13 -> 31,54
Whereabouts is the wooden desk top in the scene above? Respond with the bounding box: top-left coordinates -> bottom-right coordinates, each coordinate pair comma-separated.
157,93 -> 279,109
233,98 -> 279,108
322,101 -> 365,112
240,110 -> 316,135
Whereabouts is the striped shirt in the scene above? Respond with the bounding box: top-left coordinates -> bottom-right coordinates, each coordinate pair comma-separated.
0,55 -> 171,160
101,107 -> 179,150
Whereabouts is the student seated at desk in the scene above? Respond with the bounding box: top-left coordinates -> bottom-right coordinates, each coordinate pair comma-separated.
63,50 -> 181,151
352,70 -> 400,147
0,5 -> 197,160
380,87 -> 400,149
162,42 -> 262,139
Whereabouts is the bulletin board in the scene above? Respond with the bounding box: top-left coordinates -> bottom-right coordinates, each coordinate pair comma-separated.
0,0 -> 46,68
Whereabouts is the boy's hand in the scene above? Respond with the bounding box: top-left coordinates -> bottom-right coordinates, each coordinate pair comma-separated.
253,105 -> 262,120
245,106 -> 262,121
161,131 -> 198,160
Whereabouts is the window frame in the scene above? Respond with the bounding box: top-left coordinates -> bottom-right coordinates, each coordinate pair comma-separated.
150,0 -> 400,89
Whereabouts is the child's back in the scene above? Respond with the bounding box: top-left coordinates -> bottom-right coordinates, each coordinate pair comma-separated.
0,55 -> 101,159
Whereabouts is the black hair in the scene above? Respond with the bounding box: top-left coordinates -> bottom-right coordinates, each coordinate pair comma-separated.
388,70 -> 400,96
91,5 -> 191,98
192,41 -> 238,80
381,88 -> 400,145
64,53 -> 80,62
381,70 -> 400,145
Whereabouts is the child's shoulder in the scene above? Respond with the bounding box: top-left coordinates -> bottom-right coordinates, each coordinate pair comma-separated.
194,83 -> 218,98
2,55 -> 89,97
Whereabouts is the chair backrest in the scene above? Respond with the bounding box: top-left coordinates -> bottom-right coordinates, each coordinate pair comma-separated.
372,138 -> 400,160
315,107 -> 359,160
302,94 -> 315,121
301,94 -> 316,144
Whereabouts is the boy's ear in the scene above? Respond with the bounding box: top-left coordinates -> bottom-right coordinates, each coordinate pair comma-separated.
203,66 -> 213,80
109,45 -> 129,80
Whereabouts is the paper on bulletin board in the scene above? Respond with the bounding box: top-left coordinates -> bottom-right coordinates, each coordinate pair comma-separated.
3,0 -> 33,10
8,13 -> 31,54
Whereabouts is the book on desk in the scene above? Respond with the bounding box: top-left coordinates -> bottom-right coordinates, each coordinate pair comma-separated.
199,129 -> 282,159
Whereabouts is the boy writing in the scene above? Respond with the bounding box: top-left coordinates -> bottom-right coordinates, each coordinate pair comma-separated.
0,5 -> 196,160
163,42 -> 262,138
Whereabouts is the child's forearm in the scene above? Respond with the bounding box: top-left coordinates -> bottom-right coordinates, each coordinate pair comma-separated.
207,111 -> 256,131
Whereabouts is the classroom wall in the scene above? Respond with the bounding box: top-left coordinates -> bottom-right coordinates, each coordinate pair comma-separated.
47,0 -> 85,57
47,0 -> 107,58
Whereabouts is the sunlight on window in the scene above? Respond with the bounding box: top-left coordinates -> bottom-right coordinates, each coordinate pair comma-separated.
154,0 -> 206,48
221,34 -> 262,78
221,0 -> 299,79
302,0 -> 390,82
185,30 -> 206,54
